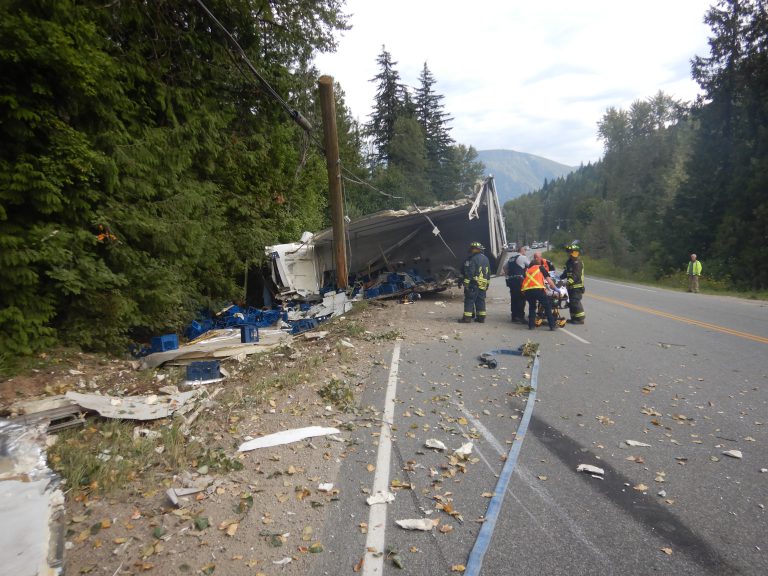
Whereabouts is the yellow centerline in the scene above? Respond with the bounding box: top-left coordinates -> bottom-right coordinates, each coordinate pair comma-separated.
588,293 -> 768,345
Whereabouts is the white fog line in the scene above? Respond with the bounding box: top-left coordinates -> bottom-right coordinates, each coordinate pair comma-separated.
589,277 -> 657,293
560,327 -> 590,344
362,340 -> 401,576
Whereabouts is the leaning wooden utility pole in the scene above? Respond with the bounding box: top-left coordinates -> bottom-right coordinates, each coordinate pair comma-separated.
318,75 -> 348,289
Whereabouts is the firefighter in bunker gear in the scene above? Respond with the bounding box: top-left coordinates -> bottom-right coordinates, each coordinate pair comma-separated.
459,242 -> 491,323
563,243 -> 585,324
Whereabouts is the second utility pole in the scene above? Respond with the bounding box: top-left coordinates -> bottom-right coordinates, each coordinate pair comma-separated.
318,75 -> 348,290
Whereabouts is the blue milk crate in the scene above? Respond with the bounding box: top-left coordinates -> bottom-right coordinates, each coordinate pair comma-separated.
291,318 -> 319,334
151,333 -> 179,353
186,360 -> 220,382
240,325 -> 259,343
365,287 -> 380,298
379,283 -> 396,295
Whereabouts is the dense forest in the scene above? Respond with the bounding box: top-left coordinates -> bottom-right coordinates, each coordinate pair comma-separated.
0,0 -> 482,359
505,0 -> 767,291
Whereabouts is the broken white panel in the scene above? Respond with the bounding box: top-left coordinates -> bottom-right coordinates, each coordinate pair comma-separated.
65,389 -> 202,421
304,291 -> 353,319
265,237 -> 320,297
0,419 -> 64,576
141,328 -> 290,369
238,426 -> 341,452
0,480 -> 64,576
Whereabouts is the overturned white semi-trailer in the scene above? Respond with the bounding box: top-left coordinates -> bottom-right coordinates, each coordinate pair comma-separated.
266,177 -> 507,299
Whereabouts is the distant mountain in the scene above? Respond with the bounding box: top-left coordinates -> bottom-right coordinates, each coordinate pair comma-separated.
477,149 -> 575,205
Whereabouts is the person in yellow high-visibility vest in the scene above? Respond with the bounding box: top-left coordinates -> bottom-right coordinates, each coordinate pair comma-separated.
521,254 -> 558,331
686,253 -> 702,293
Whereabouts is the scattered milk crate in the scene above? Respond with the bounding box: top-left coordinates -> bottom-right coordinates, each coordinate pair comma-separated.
186,360 -> 221,382
151,333 -> 179,353
240,325 -> 259,343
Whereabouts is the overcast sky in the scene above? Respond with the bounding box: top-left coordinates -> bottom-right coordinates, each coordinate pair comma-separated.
313,0 -> 715,166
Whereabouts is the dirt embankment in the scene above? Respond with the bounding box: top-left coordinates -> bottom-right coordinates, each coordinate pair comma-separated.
1,293 -> 465,576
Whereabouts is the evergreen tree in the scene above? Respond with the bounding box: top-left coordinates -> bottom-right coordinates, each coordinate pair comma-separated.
367,46 -> 409,165
665,0 -> 768,288
414,62 -> 454,197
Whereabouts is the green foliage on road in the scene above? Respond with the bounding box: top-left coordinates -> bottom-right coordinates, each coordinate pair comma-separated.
506,0 -> 768,293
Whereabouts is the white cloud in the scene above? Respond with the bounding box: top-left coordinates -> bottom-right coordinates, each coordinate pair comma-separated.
314,0 -> 713,166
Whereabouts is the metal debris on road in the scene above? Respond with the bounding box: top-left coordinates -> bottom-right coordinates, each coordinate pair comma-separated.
238,426 -> 341,452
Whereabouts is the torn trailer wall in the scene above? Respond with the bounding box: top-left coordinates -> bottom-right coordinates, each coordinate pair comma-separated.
266,177 -> 507,298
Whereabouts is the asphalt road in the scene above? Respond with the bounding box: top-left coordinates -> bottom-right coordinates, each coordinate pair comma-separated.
311,275 -> 768,576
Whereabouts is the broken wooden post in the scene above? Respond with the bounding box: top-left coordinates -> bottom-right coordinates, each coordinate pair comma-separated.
318,75 -> 348,289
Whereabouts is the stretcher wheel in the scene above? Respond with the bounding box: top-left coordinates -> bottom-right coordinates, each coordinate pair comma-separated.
534,318 -> 543,327
558,318 -> 566,327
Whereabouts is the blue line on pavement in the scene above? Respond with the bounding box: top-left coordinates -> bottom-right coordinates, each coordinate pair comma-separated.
464,352 -> 540,576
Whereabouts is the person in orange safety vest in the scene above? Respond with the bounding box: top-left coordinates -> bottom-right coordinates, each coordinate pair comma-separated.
521,253 -> 557,331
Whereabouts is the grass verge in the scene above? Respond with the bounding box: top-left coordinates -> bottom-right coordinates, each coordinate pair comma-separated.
544,252 -> 768,300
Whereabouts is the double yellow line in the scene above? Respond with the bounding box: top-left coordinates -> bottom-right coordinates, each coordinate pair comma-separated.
589,293 -> 768,345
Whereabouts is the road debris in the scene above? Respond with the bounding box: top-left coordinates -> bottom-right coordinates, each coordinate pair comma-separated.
453,442 -> 473,459
238,426 -> 341,452
623,440 -> 652,448
366,491 -> 396,506
722,450 -> 743,459
425,439 -> 447,451
65,389 -> 204,420
576,464 -> 605,478
395,518 -> 438,531
165,487 -> 205,507
0,420 -> 64,576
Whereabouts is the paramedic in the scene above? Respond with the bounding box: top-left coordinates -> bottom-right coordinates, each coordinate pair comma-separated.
521,255 -> 557,330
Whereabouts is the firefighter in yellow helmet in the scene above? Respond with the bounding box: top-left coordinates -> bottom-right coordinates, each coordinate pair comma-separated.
563,243 -> 585,324
459,241 -> 491,323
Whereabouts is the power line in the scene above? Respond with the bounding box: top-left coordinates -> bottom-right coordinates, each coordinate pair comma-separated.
194,0 -> 312,132
340,167 -> 404,199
